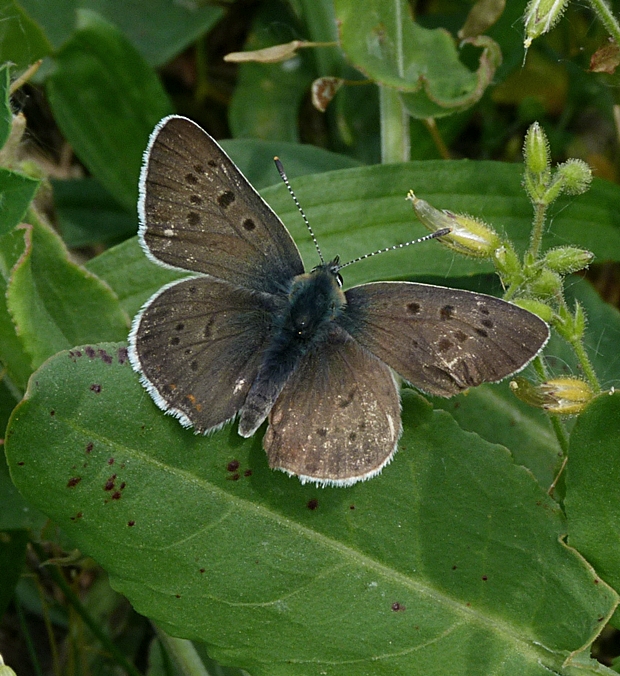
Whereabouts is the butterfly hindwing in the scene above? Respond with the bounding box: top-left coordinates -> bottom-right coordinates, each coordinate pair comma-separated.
139,115 -> 304,295
264,326 -> 401,486
129,277 -> 276,432
339,282 -> 550,397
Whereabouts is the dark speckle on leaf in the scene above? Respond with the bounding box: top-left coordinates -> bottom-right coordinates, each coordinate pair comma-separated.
227,473 -> 240,481
50,410 -> 55,416
104,475 -> 116,491
128,520 -> 135,527
85,346 -> 96,358
117,347 -> 128,364
90,384 -> 102,393
108,458 -> 114,465
391,602 -> 406,612
111,491 -> 121,500
307,499 -> 319,510
98,349 -> 113,364
244,469 -> 252,477
227,460 -> 240,472
482,575 -> 488,581
67,477 -> 81,488
86,442 -> 94,453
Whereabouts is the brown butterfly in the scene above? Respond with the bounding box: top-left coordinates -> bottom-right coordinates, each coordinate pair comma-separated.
129,116 -> 549,486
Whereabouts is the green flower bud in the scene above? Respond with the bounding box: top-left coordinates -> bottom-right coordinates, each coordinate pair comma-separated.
408,192 -> 501,258
510,376 -> 594,414
523,0 -> 569,48
543,246 -> 594,274
556,159 -> 592,195
494,244 -> 521,278
0,655 -> 17,676
528,269 -> 562,298
552,302 -> 587,341
524,122 -> 550,176
513,298 -> 554,323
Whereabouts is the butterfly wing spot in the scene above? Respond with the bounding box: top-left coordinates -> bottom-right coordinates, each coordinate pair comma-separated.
438,337 -> 453,353
189,195 -> 202,205
187,212 -> 200,226
440,304 -> 455,320
454,330 -> 469,343
242,218 -> 256,231
217,190 -> 235,208
316,427 -> 328,437
175,323 -> 185,331
186,393 -> 202,412
481,319 -> 494,328
190,360 -> 199,372
406,302 -> 421,314
478,305 -> 490,315
185,173 -> 198,185
207,159 -> 217,168
475,328 -> 489,338
170,336 -> 180,346
338,388 -> 357,408
193,164 -> 205,173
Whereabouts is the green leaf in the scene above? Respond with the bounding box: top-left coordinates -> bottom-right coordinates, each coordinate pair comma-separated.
52,178 -> 137,247
85,237 -> 184,320
228,0 -> 314,142
566,391 -> 620,628
77,0 -> 223,67
0,226 -> 36,390
255,161 -> 620,289
220,139 -> 361,190
85,160 -> 620,320
0,63 -> 11,150
334,0 -> 501,116
6,219 -> 129,371
0,529 -> 28,617
0,0 -> 52,68
0,167 -> 41,236
431,379 -> 561,488
45,9 -> 172,211
5,345 -> 618,675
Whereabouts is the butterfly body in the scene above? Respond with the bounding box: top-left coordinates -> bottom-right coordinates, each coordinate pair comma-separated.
129,115 -> 550,486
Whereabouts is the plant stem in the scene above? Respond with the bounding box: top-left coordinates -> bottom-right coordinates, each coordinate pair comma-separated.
379,85 -> 410,163
527,202 -> 547,259
586,0 -> 620,45
154,627 -> 212,676
569,336 -> 601,394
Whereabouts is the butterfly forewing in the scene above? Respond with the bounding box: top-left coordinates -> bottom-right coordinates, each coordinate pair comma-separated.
340,282 -> 550,397
139,115 -> 304,295
129,277 -> 276,432
264,327 -> 401,486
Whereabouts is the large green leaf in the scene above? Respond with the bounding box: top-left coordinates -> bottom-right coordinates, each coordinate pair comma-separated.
0,0 -> 52,67
334,0 -> 501,117
5,219 -> 129,372
0,167 -> 41,236
228,0 -> 314,142
565,391 -> 620,629
5,344 -> 618,676
85,160 -> 620,315
45,10 -> 172,211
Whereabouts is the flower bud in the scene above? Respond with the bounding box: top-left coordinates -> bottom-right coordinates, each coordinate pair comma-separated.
510,376 -> 594,414
543,246 -> 594,274
528,269 -> 562,298
556,159 -> 592,195
408,192 -> 501,258
523,0 -> 569,48
0,655 -> 16,676
552,302 -> 586,341
494,244 -> 521,278
524,122 -> 550,176
513,298 -> 554,323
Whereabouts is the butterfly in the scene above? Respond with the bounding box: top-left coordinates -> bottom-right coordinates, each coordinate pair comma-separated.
128,115 -> 550,486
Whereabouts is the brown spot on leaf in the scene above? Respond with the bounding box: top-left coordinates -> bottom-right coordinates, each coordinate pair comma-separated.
67,477 -> 81,488
307,499 -> 319,510
90,384 -> 102,393
227,460 -> 240,472
391,602 -> 406,612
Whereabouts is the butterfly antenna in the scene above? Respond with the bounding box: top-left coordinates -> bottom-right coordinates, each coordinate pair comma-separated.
274,157 -> 324,264
337,228 -> 451,271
